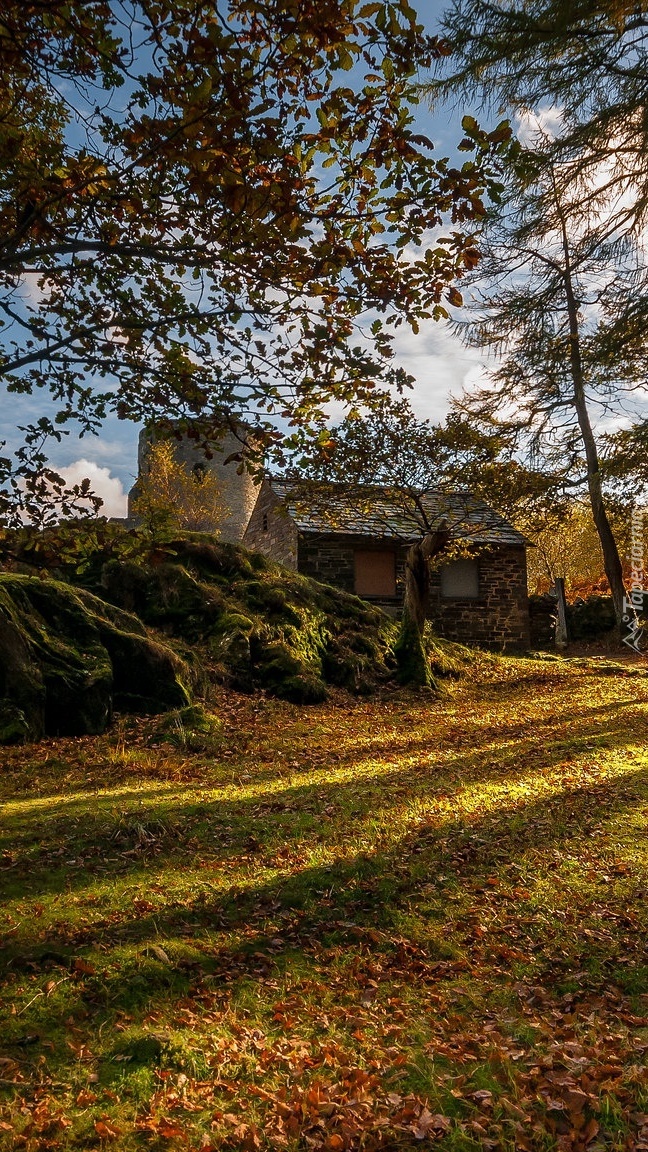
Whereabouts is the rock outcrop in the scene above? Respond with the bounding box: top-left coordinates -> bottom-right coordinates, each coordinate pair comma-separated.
0,528 -> 475,744
0,575 -> 190,743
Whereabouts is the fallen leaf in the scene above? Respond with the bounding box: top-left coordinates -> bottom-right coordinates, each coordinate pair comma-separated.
94,1116 -> 121,1139
72,957 -> 96,976
75,1089 -> 98,1106
149,945 -> 172,965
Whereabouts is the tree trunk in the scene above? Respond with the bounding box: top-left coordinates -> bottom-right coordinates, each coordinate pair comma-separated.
555,187 -> 627,625
395,526 -> 449,686
404,537 -> 432,634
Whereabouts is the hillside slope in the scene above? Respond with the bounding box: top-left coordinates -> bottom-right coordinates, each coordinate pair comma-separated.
0,530 -> 405,742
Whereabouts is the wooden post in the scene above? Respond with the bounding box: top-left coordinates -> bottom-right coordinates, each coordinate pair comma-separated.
554,577 -> 569,650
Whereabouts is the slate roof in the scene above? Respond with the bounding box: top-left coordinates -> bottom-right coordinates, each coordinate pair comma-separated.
268,479 -> 526,546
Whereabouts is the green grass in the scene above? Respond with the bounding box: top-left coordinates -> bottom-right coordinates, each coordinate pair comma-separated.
2,655 -> 648,1149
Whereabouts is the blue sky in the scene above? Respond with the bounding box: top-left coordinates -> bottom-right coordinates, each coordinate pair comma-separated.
0,2 -> 493,516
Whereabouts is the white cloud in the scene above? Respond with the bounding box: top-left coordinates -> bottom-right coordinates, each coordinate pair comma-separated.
58,459 -> 128,518
515,105 -> 564,146
392,316 -> 488,421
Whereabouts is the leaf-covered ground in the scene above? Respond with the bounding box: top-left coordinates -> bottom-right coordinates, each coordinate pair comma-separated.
2,655 -> 648,1151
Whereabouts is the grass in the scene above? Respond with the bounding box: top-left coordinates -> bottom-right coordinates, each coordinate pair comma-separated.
2,654 -> 648,1149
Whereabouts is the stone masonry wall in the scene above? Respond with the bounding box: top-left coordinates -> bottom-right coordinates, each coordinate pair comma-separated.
428,544 -> 530,649
297,535 -> 405,603
296,535 -> 529,649
243,481 -> 299,569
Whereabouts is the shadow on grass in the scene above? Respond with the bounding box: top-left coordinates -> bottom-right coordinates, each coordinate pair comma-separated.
0,695 -> 646,907
2,756 -> 648,1057
2,668 -> 648,1080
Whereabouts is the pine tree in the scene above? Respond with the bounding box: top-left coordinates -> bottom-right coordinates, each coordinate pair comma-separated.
449,147 -> 645,624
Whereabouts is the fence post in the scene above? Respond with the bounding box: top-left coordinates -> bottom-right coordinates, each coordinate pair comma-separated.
554,577 -> 569,650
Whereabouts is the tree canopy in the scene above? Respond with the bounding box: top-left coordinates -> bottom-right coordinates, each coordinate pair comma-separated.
427,0 -> 648,624
0,0 -> 510,523
431,0 -> 648,231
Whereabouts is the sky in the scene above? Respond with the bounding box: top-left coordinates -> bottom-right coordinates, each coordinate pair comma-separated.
0,1 -> 492,519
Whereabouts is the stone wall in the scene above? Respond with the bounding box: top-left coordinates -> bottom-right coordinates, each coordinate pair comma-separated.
428,545 -> 530,649
243,480 -> 299,569
297,534 -> 406,603
529,594 -> 557,648
129,423 -> 260,544
295,535 -> 530,649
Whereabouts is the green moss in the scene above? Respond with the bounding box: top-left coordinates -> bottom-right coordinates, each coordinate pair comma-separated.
275,674 -> 329,704
394,610 -> 435,688
151,703 -> 223,751
0,703 -> 31,745
0,575 -> 192,742
215,611 -> 255,634
107,1034 -> 165,1068
0,530 -> 480,719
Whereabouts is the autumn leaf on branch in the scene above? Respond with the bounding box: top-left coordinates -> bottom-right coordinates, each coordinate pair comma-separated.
0,1 -> 510,523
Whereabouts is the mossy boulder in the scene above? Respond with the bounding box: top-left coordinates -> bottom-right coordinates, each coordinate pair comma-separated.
0,578 -> 112,739
149,704 -> 223,751
0,703 -> 34,745
93,536 -> 400,701
0,575 -> 190,743
0,529 -> 477,717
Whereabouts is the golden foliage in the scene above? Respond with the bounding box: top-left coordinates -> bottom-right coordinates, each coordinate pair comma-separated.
525,500 -> 643,597
131,441 -> 229,535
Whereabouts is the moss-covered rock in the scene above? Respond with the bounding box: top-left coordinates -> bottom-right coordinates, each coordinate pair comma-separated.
0,578 -> 112,738
93,536 -> 400,702
98,625 -> 190,714
0,575 -> 191,743
0,703 -> 34,745
0,529 -> 476,723
149,703 -> 223,751
0,596 -> 46,741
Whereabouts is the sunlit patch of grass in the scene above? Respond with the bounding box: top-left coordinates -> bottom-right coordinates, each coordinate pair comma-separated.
2,660 -> 648,1147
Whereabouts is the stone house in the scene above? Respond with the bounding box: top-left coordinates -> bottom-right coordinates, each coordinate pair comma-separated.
244,479 -> 530,648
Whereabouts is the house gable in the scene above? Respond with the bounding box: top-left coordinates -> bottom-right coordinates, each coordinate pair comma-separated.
243,479 -> 298,569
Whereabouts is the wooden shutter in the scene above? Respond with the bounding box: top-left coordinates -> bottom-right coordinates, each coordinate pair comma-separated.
354,550 -> 396,596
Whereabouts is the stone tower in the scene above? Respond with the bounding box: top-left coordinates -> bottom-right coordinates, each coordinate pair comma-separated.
127,422 -> 260,544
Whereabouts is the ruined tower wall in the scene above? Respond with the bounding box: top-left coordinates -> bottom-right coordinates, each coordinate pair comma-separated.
128,424 -> 260,544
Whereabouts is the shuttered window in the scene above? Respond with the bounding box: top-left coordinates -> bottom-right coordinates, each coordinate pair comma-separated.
354,550 -> 396,597
440,559 -> 479,599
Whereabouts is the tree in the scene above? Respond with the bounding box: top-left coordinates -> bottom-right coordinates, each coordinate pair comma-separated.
430,0 -> 648,237
425,2 -> 648,627
293,397 -> 553,682
447,142 -> 646,625
525,500 -> 614,595
0,0 -> 510,525
130,440 -> 229,537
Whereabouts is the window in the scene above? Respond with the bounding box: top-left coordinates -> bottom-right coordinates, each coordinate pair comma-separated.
440,559 -> 479,599
262,513 -> 269,532
354,550 -> 396,597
